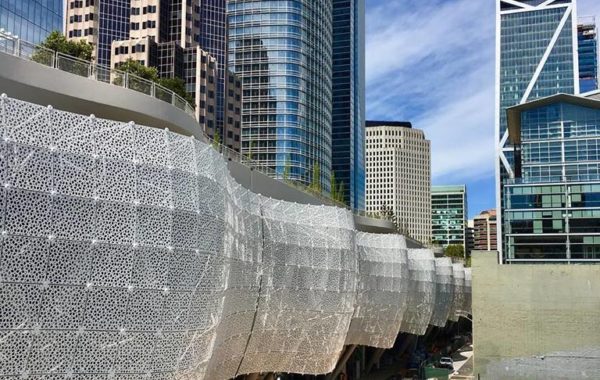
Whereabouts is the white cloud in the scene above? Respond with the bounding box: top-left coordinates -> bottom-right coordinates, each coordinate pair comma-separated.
366,0 -> 495,181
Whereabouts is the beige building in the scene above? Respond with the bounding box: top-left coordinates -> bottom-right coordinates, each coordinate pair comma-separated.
365,121 -> 431,243
65,0 -> 242,151
473,209 -> 497,251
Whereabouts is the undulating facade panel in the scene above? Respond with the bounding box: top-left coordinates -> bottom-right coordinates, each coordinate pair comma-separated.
399,249 -> 437,335
206,182 -> 264,379
430,257 -> 455,327
237,200 -> 358,376
0,95 -> 471,379
346,233 -> 410,348
449,263 -> 466,322
0,96 -> 228,379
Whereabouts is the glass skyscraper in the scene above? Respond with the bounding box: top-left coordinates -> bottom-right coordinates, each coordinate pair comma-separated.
504,94 -> 600,262
331,0 -> 365,209
228,0 -> 333,191
432,185 -> 467,248
578,19 -> 598,93
0,0 -> 62,43
496,0 -> 578,261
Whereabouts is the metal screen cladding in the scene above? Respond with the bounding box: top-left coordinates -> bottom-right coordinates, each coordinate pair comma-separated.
346,233 -> 409,348
236,199 -> 358,376
430,257 -> 454,327
462,267 -> 472,317
0,95 -> 469,379
399,249 -> 436,335
449,263 -> 466,322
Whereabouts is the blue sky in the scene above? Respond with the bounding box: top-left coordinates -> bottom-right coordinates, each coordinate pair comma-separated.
365,0 -> 600,218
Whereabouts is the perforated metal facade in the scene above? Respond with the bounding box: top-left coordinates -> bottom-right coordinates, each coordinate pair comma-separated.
0,95 -> 471,379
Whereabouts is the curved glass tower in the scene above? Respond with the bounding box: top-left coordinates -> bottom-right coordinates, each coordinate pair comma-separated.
228,0 -> 333,191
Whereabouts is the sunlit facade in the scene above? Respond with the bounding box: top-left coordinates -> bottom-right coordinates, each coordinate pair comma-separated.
496,0 -> 579,261
228,0 -> 333,191
0,0 -> 62,43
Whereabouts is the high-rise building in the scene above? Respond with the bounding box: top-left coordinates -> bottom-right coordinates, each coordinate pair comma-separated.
65,0 -> 131,67
473,209 -> 497,251
365,121 -> 431,244
0,0 -> 63,43
331,0 -> 365,209
228,0 -> 334,191
66,0 -> 241,149
504,93 -> 600,262
496,0 -> 579,260
431,185 -> 467,248
578,18 -> 598,93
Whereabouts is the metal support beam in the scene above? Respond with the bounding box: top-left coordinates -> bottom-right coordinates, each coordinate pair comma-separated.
364,347 -> 386,375
327,345 -> 357,380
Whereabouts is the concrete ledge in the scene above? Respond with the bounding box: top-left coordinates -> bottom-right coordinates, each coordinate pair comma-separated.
0,53 -> 202,139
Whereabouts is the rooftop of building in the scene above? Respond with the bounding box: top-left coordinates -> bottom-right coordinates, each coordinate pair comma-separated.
432,185 -> 466,193
474,209 -> 497,219
506,92 -> 600,144
366,120 -> 412,128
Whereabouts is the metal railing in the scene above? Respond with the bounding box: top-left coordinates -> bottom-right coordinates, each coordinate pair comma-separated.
0,29 -> 196,118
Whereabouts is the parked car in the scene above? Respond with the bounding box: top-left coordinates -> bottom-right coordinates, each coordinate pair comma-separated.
438,357 -> 454,370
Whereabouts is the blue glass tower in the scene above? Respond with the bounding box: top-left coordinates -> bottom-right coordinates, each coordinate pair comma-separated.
0,0 -> 63,43
331,0 -> 365,209
496,0 -> 579,261
228,0 -> 333,192
578,19 -> 598,93
505,94 -> 600,262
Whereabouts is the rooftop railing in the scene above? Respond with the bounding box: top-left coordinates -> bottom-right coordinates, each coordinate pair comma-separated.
0,29 -> 196,118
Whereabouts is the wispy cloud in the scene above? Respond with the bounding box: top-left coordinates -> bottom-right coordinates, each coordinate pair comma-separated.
366,0 -> 495,182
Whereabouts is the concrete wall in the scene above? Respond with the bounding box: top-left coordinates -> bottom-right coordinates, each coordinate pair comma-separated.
473,251 -> 600,378
0,53 -> 202,139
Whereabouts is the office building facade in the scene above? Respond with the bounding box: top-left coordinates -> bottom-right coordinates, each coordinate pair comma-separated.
365,121 -> 431,244
578,18 -> 598,93
66,0 -> 241,149
496,0 -> 579,260
331,0 -> 365,209
473,209 -> 498,251
504,93 -> 600,262
228,0 -> 334,191
65,0 -> 131,67
432,185 -> 467,248
0,0 -> 63,43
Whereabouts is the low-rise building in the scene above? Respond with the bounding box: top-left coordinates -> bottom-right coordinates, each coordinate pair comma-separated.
473,209 -> 497,251
431,185 -> 467,248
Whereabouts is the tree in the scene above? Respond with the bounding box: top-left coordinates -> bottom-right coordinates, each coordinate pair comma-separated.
158,77 -> 194,105
337,181 -> 346,204
330,171 -> 338,201
283,154 -> 291,183
212,129 -> 221,151
444,244 -> 465,260
113,58 -> 158,88
309,161 -> 322,195
32,31 -> 93,75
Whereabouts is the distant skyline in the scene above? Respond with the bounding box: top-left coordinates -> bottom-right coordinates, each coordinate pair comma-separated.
365,0 -> 600,218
